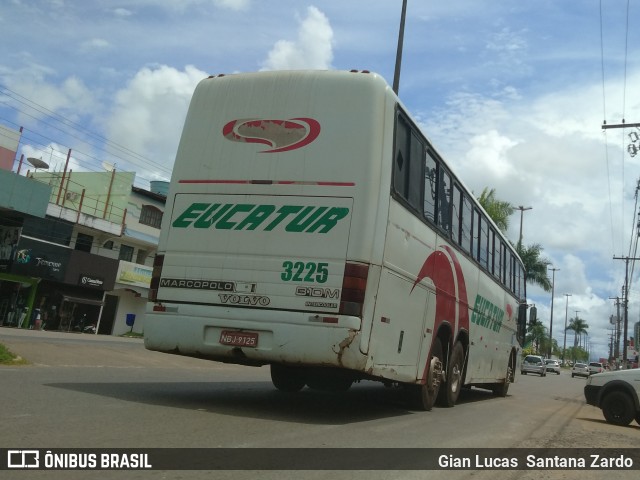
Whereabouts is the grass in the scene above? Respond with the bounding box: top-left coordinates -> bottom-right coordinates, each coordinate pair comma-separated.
120,331 -> 143,338
0,342 -> 28,365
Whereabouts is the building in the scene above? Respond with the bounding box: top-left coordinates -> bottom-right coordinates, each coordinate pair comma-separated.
0,164 -> 165,335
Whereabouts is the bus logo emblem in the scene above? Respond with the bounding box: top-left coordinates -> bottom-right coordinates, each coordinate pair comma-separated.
222,118 -> 321,153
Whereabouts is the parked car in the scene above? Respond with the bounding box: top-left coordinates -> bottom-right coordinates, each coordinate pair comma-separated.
572,362 -> 589,378
584,368 -> 640,426
521,355 -> 546,376
545,359 -> 561,375
588,362 -> 604,375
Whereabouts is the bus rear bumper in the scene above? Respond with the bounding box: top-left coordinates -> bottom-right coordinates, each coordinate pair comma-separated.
144,303 -> 368,371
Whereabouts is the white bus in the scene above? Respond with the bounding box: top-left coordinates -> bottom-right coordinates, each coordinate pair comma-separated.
145,70 -> 527,410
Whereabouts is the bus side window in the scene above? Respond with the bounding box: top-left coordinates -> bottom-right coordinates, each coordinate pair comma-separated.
493,235 -> 502,281
509,253 -> 516,295
451,184 -> 462,245
424,151 -> 437,224
472,208 -> 481,262
479,215 -> 489,269
408,132 -> 423,208
393,115 -> 410,199
461,194 -> 472,254
438,168 -> 451,233
517,262 -> 525,300
394,114 -> 423,212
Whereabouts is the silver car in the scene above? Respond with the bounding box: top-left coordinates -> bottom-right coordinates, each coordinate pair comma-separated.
545,359 -> 561,375
571,362 -> 590,378
521,355 -> 547,376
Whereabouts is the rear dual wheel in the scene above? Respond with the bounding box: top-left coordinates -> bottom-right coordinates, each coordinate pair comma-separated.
492,354 -> 514,397
437,341 -> 465,407
408,338 -> 444,411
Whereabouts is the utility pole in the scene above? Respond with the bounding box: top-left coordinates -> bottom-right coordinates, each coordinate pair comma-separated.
572,310 -> 580,363
613,255 -> 640,368
392,0 -> 408,95
602,122 -> 640,157
562,293 -> 571,364
548,267 -> 559,358
602,122 -> 640,130
516,206 -> 532,249
609,296 -> 622,366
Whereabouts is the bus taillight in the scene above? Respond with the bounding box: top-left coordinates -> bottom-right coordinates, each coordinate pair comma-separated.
149,254 -> 164,302
339,262 -> 369,317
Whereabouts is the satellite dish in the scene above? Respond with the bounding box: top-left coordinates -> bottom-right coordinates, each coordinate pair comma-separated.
27,157 -> 49,170
102,161 -> 115,172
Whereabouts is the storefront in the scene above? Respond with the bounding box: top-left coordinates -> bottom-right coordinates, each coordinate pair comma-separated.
6,237 -> 118,333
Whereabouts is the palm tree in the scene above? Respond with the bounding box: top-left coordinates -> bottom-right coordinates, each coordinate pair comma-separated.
477,187 -> 513,232
526,319 -> 548,355
516,243 -> 552,292
476,187 -> 552,292
566,317 -> 589,361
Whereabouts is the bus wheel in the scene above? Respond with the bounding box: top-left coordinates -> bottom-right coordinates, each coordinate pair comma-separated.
270,364 -> 306,392
437,341 -> 464,407
408,338 -> 444,411
492,355 -> 514,397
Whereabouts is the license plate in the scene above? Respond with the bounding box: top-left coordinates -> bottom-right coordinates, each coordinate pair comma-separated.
219,330 -> 258,347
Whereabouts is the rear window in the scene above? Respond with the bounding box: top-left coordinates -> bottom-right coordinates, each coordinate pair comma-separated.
524,356 -> 542,364
574,363 -> 586,368
589,362 -> 602,367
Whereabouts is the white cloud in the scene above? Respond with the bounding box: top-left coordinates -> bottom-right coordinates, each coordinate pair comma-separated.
105,64 -> 207,174
3,68 -> 96,125
112,8 -> 133,17
20,142 -> 83,174
261,6 -> 333,71
80,38 -> 111,52
212,0 -> 250,10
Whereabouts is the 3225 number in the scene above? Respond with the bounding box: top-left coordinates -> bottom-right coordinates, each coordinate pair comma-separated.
281,261 -> 328,283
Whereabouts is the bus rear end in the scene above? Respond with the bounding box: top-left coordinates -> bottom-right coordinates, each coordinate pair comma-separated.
145,70 -> 390,390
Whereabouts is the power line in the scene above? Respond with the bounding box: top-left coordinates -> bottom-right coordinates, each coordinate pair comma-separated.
0,84 -> 174,187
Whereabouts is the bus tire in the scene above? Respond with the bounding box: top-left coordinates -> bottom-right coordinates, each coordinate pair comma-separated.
270,364 -> 306,392
437,341 -> 464,407
408,337 -> 444,411
492,355 -> 514,397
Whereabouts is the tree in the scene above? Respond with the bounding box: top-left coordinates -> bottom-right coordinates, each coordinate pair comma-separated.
477,187 -> 514,232
566,317 -> 589,362
516,243 -> 552,292
526,319 -> 548,355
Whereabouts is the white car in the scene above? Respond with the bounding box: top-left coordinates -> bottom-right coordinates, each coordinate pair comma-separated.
521,355 -> 546,376
571,362 -> 589,378
584,369 -> 640,426
545,359 -> 561,375
588,362 -> 604,375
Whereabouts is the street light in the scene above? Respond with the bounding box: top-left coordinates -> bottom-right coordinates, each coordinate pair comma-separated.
562,293 -> 571,364
516,206 -> 532,249
547,267 -> 559,358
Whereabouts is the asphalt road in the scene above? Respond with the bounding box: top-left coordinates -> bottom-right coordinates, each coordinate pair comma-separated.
1,327 -> 638,480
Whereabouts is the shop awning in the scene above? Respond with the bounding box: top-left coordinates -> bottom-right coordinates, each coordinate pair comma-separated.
61,295 -> 104,306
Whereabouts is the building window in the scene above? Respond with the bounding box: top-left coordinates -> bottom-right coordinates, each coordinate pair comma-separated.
140,205 -> 163,229
119,244 -> 134,262
75,233 -> 93,253
136,249 -> 148,265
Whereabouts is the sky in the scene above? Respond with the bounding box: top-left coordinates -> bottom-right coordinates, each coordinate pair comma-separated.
1,0 -> 640,362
